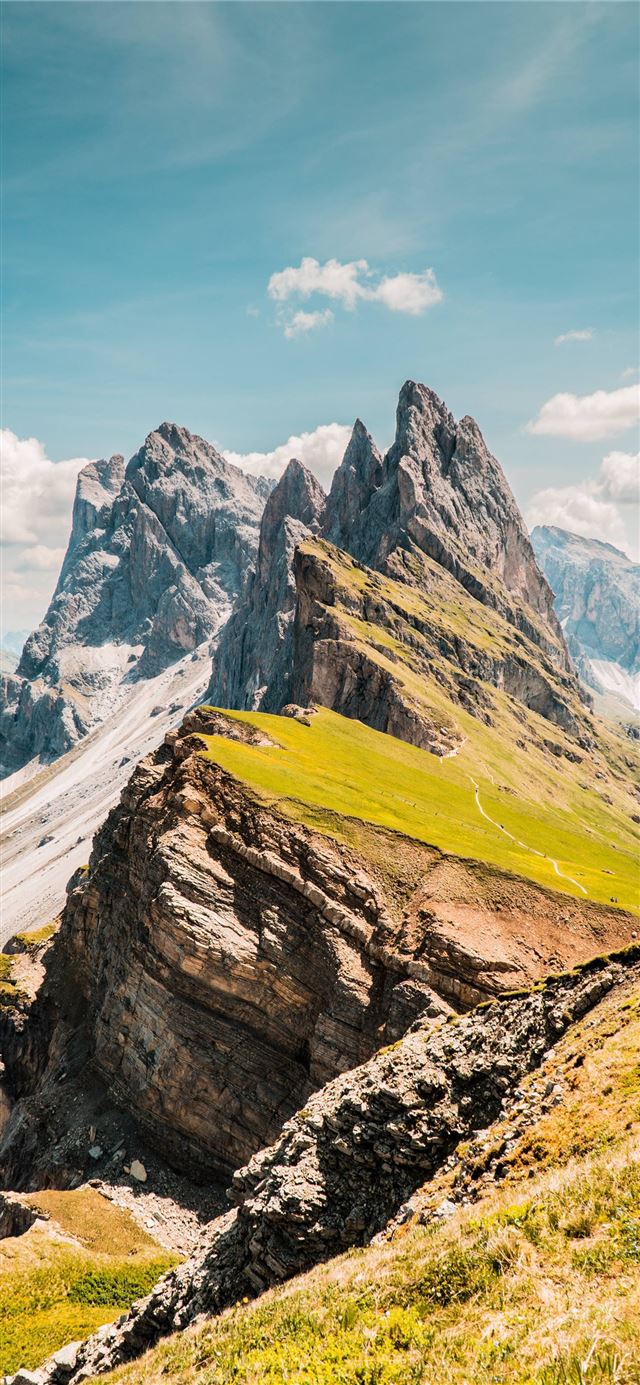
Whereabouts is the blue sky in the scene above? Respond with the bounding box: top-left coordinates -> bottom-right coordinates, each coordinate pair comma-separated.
2,2 -> 639,627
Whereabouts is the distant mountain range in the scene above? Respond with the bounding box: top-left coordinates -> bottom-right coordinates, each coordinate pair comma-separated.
532,526 -> 639,715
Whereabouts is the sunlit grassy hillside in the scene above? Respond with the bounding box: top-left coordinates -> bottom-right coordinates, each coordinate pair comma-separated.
198,704 -> 639,911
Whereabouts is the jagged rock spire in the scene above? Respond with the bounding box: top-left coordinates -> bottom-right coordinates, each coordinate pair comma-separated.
324,420 -> 383,549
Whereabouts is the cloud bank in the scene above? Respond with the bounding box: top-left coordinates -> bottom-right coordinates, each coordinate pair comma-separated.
527,383 -> 640,441
528,449 -> 640,559
268,256 -> 443,336
1,429 -> 92,634
224,421 -> 353,490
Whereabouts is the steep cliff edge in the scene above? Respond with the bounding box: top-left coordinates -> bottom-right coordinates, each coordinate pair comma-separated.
1,427 -> 269,779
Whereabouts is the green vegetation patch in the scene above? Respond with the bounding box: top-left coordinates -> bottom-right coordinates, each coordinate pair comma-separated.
11,920 -> 58,953
0,1189 -> 178,1373
0,954 -> 27,1012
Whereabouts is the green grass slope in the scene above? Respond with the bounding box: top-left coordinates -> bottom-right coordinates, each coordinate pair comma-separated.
198,704 -> 639,912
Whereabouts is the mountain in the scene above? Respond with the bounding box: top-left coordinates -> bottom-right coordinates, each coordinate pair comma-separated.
532,525 -> 640,714
1,381 -> 639,1382
0,426 -> 269,780
209,382 -> 589,749
10,935 -> 640,1380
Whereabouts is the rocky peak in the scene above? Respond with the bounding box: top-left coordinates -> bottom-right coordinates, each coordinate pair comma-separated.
2,425 -> 269,778
324,419 -> 383,548
208,460 -> 326,713
257,458 -> 325,581
321,381 -> 568,665
391,378 -> 458,469
71,454 -> 125,539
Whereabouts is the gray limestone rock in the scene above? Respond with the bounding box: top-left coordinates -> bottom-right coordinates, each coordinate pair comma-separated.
208,458 -> 326,711
1,426 -> 268,777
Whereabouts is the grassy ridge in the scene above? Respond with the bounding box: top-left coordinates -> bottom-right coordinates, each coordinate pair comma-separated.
198,706 -> 639,911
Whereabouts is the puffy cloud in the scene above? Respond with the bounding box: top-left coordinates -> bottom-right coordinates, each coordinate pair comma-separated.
554,328 -> 593,345
527,384 -> 640,441
224,422 -> 353,490
269,258 -> 368,310
528,450 -> 640,559
599,449 -> 640,505
372,269 -> 442,316
267,256 -> 443,335
283,308 -> 333,340
1,429 -> 92,633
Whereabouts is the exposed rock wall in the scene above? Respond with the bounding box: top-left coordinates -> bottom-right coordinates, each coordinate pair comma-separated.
208,459 -> 325,712
1,427 -> 269,777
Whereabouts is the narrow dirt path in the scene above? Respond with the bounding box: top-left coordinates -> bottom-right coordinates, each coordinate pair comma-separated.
469,776 -> 588,896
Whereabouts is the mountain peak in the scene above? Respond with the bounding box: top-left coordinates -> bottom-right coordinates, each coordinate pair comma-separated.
324,418 -> 383,548
258,458 -> 325,580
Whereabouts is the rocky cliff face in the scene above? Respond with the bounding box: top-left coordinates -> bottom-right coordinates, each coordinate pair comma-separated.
326,382 -> 567,660
209,459 -> 325,712
207,382 -> 583,742
30,945 -> 640,1381
532,525 -> 639,712
1,427 -> 269,778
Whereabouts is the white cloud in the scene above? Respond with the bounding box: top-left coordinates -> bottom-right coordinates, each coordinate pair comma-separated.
554,328 -> 593,346
622,366 -> 639,380
527,384 -> 640,441
283,308 -> 333,340
224,421 -> 353,490
267,256 -> 443,335
372,270 -> 442,316
0,429 -> 92,633
528,450 -> 640,560
269,257 -> 368,310
599,450 -> 640,505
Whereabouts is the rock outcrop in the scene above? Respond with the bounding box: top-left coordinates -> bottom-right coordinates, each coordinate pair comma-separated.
1,427 -> 269,778
532,525 -> 640,712
208,459 -> 326,711
30,945 -> 640,1381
